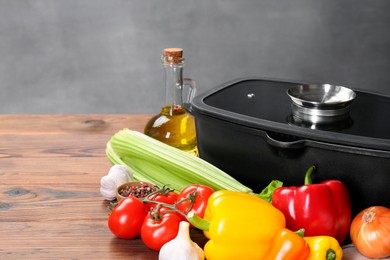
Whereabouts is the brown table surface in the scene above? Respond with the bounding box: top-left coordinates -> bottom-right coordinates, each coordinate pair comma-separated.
0,114 -> 208,259
0,114 -> 370,259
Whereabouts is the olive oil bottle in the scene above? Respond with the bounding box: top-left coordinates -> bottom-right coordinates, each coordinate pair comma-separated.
144,48 -> 198,156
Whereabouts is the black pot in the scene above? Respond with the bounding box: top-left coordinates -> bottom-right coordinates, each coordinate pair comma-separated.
189,77 -> 390,217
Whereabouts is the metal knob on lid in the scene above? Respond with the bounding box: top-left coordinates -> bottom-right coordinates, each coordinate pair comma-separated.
287,84 -> 356,128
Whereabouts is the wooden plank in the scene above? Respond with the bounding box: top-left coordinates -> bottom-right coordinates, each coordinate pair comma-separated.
0,114 -> 151,135
1,225 -> 207,259
1,142 -> 107,159
0,157 -> 111,185
0,197 -> 107,225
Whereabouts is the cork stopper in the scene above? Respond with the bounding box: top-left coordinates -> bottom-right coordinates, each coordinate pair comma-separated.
163,48 -> 184,64
164,48 -> 183,58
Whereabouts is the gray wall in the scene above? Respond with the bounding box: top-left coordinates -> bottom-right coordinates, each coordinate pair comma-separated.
1,0 -> 389,114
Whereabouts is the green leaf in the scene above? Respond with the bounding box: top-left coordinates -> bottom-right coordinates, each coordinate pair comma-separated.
256,180 -> 283,203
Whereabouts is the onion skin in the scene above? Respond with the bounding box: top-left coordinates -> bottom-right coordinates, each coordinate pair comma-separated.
350,206 -> 390,259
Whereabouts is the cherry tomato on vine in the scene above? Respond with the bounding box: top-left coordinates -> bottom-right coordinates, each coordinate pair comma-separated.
144,191 -> 179,211
176,184 -> 214,218
108,197 -> 147,239
141,207 -> 182,251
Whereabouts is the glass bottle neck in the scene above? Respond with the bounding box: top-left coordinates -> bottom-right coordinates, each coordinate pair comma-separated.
162,61 -> 185,115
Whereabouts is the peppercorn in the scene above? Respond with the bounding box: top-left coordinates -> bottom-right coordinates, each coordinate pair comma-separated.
119,183 -> 159,198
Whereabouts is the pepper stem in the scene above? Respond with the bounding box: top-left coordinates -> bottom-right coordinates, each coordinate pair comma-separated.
187,210 -> 210,231
294,228 -> 305,237
304,165 -> 316,185
326,249 -> 336,260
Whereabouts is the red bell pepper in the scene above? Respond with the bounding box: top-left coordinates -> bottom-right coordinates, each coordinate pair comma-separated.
271,165 -> 351,244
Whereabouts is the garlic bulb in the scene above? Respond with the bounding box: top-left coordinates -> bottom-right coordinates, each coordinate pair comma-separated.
159,221 -> 204,260
100,165 -> 132,201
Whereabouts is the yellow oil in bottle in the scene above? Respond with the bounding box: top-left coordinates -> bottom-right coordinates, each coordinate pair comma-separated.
145,48 -> 198,155
144,105 -> 198,156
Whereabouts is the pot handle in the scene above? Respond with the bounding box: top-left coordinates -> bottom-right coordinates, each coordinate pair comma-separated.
265,132 -> 306,150
182,77 -> 196,115
183,102 -> 193,114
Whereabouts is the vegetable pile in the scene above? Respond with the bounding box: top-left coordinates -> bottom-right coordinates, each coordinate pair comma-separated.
101,129 -> 390,260
107,183 -> 214,256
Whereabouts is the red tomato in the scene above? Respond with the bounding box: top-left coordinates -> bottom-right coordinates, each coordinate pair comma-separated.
176,184 -> 214,218
108,197 -> 147,239
140,207 -> 182,251
144,191 -> 178,211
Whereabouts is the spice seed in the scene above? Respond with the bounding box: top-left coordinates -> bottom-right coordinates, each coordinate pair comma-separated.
119,183 -> 158,198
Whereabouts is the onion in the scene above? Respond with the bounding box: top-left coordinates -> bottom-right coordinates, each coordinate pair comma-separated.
350,206 -> 390,259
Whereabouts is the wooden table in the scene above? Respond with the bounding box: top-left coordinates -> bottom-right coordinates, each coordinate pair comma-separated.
0,115 -> 207,259
0,114 -> 368,259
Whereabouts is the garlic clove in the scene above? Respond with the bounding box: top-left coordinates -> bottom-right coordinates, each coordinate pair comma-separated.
159,221 -> 204,260
100,165 -> 133,201
100,175 -> 117,201
107,165 -> 132,186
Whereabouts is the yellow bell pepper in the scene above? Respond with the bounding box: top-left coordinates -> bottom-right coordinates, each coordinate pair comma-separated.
303,236 -> 343,260
188,190 -> 310,260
